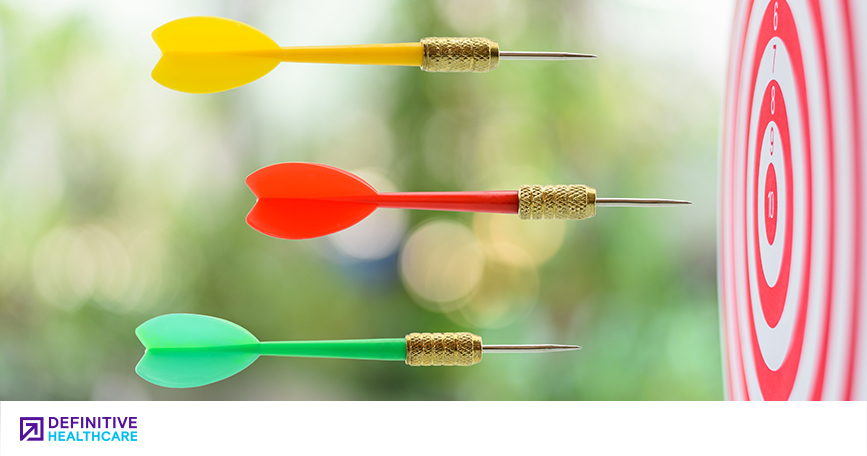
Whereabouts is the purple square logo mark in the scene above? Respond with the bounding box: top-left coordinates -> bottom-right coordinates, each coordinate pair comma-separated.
20,417 -> 44,441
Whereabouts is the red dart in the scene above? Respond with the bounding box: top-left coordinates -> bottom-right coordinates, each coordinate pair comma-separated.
245,162 -> 690,240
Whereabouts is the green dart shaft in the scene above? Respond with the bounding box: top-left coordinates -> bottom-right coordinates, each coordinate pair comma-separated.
257,339 -> 406,361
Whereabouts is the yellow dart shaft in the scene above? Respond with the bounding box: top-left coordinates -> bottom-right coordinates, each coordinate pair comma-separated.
272,43 -> 423,66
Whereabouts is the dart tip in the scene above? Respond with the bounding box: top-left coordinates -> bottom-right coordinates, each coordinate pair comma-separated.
596,198 -> 692,207
483,344 -> 582,353
549,345 -> 582,351
557,53 -> 597,59
499,51 -> 597,60
651,199 -> 691,205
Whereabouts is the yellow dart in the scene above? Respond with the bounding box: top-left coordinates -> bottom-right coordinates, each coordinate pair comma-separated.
152,16 -> 596,93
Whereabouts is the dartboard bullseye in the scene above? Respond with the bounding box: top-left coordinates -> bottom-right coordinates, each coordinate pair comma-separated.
720,0 -> 866,400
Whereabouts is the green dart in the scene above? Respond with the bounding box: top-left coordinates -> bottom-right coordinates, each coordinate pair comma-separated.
135,314 -> 581,388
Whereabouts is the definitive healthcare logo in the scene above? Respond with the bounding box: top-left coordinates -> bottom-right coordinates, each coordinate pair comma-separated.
19,417 -> 43,441
19,415 -> 138,442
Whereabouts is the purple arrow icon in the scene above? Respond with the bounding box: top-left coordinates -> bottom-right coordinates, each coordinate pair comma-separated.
20,417 -> 43,441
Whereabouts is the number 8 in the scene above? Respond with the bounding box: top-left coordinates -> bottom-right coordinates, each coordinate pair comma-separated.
771,86 -> 776,114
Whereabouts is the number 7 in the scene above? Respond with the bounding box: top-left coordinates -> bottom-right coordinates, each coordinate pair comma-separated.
772,44 -> 777,72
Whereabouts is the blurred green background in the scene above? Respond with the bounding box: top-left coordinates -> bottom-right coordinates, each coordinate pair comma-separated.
0,0 -> 729,400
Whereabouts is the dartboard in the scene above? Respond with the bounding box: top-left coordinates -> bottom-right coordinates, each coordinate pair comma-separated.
720,0 -> 866,400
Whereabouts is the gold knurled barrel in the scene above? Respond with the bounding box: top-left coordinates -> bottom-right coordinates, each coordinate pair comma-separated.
518,185 -> 597,220
420,37 -> 500,73
405,332 -> 483,366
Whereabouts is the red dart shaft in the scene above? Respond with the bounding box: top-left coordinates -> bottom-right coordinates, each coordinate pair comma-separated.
338,191 -> 519,214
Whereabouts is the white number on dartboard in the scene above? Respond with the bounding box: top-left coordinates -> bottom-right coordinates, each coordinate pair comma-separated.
772,45 -> 777,73
770,126 -> 775,155
771,86 -> 776,114
768,191 -> 775,219
773,2 -> 779,30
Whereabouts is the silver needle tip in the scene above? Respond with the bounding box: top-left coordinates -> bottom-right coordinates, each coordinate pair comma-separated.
483,344 -> 582,353
596,198 -> 692,208
499,51 -> 597,60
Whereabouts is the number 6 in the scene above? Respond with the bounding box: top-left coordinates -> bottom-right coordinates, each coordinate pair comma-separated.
774,2 -> 779,30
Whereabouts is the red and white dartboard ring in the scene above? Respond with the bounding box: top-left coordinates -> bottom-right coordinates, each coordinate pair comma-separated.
720,0 -> 867,400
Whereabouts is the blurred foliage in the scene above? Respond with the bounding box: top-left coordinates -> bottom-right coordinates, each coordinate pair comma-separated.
0,0 -> 723,400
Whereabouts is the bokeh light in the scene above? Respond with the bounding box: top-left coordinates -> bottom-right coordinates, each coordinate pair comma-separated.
400,219 -> 484,309
473,213 -> 565,267
455,253 -> 539,328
